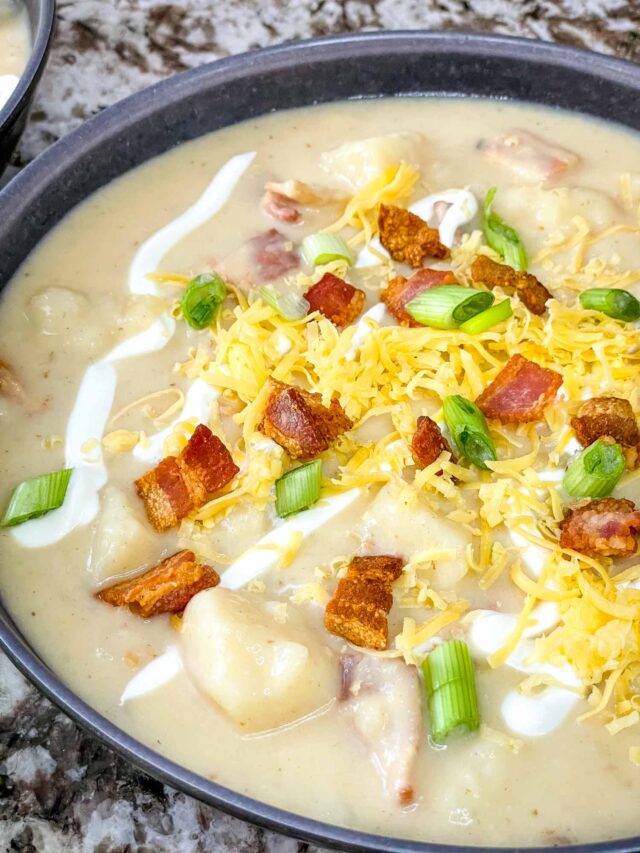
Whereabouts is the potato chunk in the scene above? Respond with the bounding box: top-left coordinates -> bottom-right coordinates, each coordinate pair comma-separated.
181,588 -> 337,732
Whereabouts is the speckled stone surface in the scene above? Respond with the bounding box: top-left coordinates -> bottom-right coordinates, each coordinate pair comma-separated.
1,2 -> 639,851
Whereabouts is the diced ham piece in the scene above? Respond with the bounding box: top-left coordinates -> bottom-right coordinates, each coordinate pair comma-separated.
135,424 -> 239,531
305,273 -> 366,327
476,354 -> 562,424
471,255 -> 551,316
482,129 -> 579,182
411,416 -> 452,471
378,203 -> 449,268
325,555 -> 404,651
97,550 -> 220,617
258,378 -> 352,459
340,653 -> 421,806
559,498 -> 640,558
571,397 -> 640,468
244,229 -> 299,282
261,190 -> 302,224
381,268 -> 457,327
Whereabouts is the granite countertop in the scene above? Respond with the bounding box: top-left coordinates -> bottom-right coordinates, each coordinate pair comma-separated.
1,2 -> 639,851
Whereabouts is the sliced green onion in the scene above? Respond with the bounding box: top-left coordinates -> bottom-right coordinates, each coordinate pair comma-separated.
181,272 -> 227,330
579,288 -> 640,322
422,639 -> 480,743
459,299 -> 513,335
443,395 -> 497,470
406,286 -> 494,329
258,286 -> 310,321
482,187 -> 528,271
302,233 -> 353,267
563,439 -> 625,498
275,460 -> 322,517
1,468 -> 73,527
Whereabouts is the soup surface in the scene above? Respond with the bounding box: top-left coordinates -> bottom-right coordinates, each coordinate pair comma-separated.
1,98 -> 640,847
0,0 -> 30,110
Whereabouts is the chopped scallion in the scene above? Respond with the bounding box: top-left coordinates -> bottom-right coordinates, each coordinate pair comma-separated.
459,299 -> 513,335
422,639 -> 480,743
405,286 -> 494,329
1,468 -> 73,527
275,460 -> 322,517
482,187 -> 528,271
181,273 -> 227,330
579,288 -> 640,322
443,395 -> 497,470
563,439 -> 626,498
258,286 -> 310,321
302,233 -> 353,267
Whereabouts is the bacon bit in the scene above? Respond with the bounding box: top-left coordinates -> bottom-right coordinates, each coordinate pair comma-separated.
476,354 -> 562,424
261,190 -> 302,224
559,498 -> 640,558
481,129 -> 579,182
378,204 -> 449,268
470,255 -> 550,316
258,378 -> 352,459
0,358 -> 38,411
97,550 -> 220,617
381,268 -> 457,326
247,229 -> 300,281
325,555 -> 404,650
305,273 -> 366,327
411,416 -> 452,471
135,424 -> 239,531
571,397 -> 640,468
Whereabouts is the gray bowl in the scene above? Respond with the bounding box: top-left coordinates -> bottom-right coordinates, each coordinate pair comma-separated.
1,31 -> 640,853
0,0 -> 56,170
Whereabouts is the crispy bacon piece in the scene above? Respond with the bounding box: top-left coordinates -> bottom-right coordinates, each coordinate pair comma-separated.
381,268 -> 457,327
481,129 -> 579,182
305,273 -> 366,327
378,204 -> 449,268
135,425 -> 239,531
571,397 -> 640,468
340,653 -> 421,806
247,229 -> 300,281
258,378 -> 352,459
476,354 -> 562,424
97,550 -> 219,617
325,555 -> 404,650
411,416 -> 452,471
470,255 -> 551,316
559,498 -> 640,558
261,190 -> 301,224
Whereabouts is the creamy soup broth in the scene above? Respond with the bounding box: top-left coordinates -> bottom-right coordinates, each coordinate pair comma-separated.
0,0 -> 30,109
1,98 -> 640,847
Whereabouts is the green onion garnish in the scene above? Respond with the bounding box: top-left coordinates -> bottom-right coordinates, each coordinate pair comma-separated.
258,286 -> 310,321
1,468 -> 73,527
563,439 -> 626,498
275,460 -> 322,517
443,395 -> 497,470
302,233 -> 353,267
459,299 -> 513,335
405,286 -> 494,329
579,288 -> 640,322
482,187 -> 528,271
422,639 -> 480,743
181,273 -> 227,330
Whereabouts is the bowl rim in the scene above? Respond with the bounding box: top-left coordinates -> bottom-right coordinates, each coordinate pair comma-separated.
2,29 -> 640,853
0,0 -> 56,129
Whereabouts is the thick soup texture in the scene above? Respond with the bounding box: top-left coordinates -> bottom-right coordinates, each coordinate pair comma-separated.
1,98 -> 640,847
0,0 -> 30,110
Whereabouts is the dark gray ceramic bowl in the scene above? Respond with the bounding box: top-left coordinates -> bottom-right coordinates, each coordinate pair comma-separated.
0,0 -> 55,170
1,31 -> 640,853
